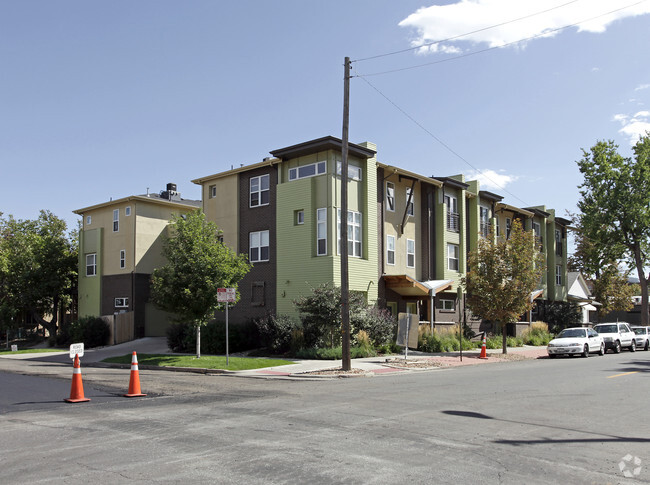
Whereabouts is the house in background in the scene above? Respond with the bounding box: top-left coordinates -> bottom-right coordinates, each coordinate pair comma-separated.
567,272 -> 599,324
74,184 -> 200,338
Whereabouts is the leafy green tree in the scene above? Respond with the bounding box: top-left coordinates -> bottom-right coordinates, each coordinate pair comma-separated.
576,135 -> 650,325
150,211 -> 251,358
0,211 -> 77,339
462,219 -> 545,354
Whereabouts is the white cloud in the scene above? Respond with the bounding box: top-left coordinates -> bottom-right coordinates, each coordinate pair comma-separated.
613,110 -> 650,145
399,0 -> 650,52
635,84 -> 650,91
465,169 -> 518,191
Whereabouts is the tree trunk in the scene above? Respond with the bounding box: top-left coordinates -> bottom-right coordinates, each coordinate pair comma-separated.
502,324 -> 507,354
632,245 -> 649,326
30,297 -> 59,338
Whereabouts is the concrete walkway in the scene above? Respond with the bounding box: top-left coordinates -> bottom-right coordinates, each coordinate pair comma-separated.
1,338 -> 549,379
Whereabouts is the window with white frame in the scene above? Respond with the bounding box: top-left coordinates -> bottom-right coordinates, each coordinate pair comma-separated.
480,206 -> 490,237
296,210 -> 304,225
249,230 -> 269,262
86,215 -> 91,225
115,297 -> 129,308
337,209 -> 362,258
125,206 -> 131,217
250,175 -> 270,207
290,161 -> 326,181
444,195 -> 459,232
439,299 -> 455,311
386,182 -> 395,212
113,209 -> 119,232
336,161 -> 362,181
406,239 -> 415,268
447,244 -> 459,271
317,208 -> 327,256
209,185 -> 217,198
86,253 -> 96,276
386,235 -> 395,265
120,249 -> 125,269
406,187 -> 414,216
556,265 -> 563,285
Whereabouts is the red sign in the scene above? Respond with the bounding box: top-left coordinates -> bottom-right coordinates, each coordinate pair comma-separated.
217,288 -> 236,303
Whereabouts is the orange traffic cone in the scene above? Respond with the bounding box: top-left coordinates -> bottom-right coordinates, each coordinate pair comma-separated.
124,351 -> 146,398
479,333 -> 488,359
65,354 -> 90,403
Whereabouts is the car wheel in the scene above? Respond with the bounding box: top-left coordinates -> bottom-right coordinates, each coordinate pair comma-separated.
614,341 -> 621,353
599,343 -> 605,356
630,340 -> 636,352
549,354 -> 557,359
645,341 -> 649,351
582,344 -> 589,357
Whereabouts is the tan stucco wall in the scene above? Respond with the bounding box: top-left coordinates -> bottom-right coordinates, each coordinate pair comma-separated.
201,174 -> 239,251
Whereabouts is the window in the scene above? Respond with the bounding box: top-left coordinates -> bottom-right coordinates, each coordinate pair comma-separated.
506,218 -> 512,239
317,208 -> 327,256
125,206 -> 131,216
406,187 -> 414,216
447,244 -> 459,271
115,297 -> 129,308
120,250 -> 126,269
251,281 -> 265,307
289,161 -> 326,181
406,239 -> 415,268
387,302 -> 398,317
480,206 -> 490,237
495,217 -> 501,237
556,265 -> 562,285
386,182 -> 395,212
533,222 -> 543,250
113,209 -> 119,232
555,229 -> 562,256
86,215 -> 91,225
444,195 -> 459,232
249,230 -> 269,262
209,185 -> 217,198
337,209 -> 362,257
250,175 -> 270,207
296,210 -> 304,225
386,235 -> 395,265
336,161 -> 362,180
86,253 -> 96,277
439,299 -> 455,311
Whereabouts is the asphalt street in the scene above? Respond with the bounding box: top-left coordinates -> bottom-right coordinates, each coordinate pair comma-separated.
1,349 -> 649,484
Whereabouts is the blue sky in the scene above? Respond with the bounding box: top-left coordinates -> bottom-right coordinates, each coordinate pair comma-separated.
2,0 -> 649,233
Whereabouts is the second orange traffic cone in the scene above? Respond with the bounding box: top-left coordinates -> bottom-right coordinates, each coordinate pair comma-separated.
479,333 -> 488,359
65,354 -> 90,403
124,351 -> 146,397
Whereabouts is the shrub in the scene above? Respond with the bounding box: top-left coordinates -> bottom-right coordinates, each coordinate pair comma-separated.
544,302 -> 582,333
255,313 -> 301,354
166,322 -> 194,353
166,319 -> 259,354
521,321 -> 552,346
61,316 -> 110,349
355,306 -> 398,346
506,336 -> 524,348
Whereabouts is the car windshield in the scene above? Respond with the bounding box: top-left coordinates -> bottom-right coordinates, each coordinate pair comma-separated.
633,328 -> 646,335
558,329 -> 585,338
595,325 -> 617,333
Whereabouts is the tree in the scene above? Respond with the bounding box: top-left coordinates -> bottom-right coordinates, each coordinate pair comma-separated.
150,211 -> 251,358
462,219 -> 545,354
576,135 -> 650,325
0,211 -> 77,339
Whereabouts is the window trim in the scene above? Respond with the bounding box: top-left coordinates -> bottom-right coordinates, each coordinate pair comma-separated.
125,206 -> 131,217
113,209 -> 119,232
444,195 -> 459,232
337,209 -> 362,258
555,265 -> 563,285
119,249 -> 126,269
114,297 -> 129,308
555,229 -> 562,256
249,230 -> 270,263
439,299 -> 455,311
406,187 -> 414,217
250,174 -> 270,208
209,185 -> 217,198
86,253 -> 97,277
336,161 -> 362,181
86,215 -> 91,225
479,206 -> 490,238
406,238 -> 415,268
386,181 -> 395,212
296,210 -> 304,225
447,243 -> 459,272
317,208 -> 327,256
506,217 -> 512,239
289,161 -> 326,181
386,234 -> 395,266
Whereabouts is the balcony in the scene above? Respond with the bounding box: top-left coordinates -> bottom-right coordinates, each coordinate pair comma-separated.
447,212 -> 460,233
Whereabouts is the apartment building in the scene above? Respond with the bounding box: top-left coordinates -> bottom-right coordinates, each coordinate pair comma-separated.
74,184 -> 200,337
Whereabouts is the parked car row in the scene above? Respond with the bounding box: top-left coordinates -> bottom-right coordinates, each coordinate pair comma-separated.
547,322 -> 650,358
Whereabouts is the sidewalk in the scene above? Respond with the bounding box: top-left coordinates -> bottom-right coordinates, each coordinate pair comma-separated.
0,338 -> 549,379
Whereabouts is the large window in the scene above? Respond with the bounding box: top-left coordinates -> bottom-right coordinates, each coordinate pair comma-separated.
406,239 -> 415,268
86,253 -> 97,277
337,209 -> 362,258
290,161 -> 326,181
406,187 -> 414,216
439,299 -> 455,311
249,230 -> 269,262
317,208 -> 327,256
447,244 -> 459,271
386,235 -> 395,265
444,195 -> 459,232
336,161 -> 362,181
250,175 -> 270,207
480,206 -> 490,237
113,209 -> 119,232
386,182 -> 395,212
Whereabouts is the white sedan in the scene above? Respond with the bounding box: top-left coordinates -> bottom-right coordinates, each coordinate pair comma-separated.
547,327 -> 605,358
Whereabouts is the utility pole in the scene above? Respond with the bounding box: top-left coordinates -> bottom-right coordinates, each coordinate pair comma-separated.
341,57 -> 351,371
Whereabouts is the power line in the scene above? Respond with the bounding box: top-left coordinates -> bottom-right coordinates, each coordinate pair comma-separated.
353,0 -> 580,63
354,69 -> 529,206
355,0 -> 648,77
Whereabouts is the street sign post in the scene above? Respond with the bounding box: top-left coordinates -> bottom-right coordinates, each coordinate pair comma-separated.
69,342 -> 84,359
217,288 -> 236,366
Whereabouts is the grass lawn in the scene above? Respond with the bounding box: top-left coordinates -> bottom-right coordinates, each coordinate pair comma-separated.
0,348 -> 66,355
102,353 -> 295,371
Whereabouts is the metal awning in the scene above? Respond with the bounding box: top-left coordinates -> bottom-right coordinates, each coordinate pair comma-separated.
530,289 -> 544,302
383,275 -> 453,297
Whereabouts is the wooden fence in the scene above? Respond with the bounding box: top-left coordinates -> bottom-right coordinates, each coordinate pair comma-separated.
102,312 -> 134,345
